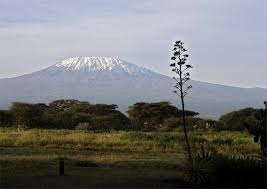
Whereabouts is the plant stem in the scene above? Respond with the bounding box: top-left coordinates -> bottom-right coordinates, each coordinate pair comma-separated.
179,63 -> 192,161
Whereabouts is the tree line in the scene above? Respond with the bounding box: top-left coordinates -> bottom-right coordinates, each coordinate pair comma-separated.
0,99 -> 264,133
0,99 -> 198,131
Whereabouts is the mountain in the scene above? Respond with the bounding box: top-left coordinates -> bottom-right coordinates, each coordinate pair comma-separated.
0,57 -> 266,118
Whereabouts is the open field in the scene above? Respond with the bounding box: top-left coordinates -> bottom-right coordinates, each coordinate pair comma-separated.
0,128 -> 261,188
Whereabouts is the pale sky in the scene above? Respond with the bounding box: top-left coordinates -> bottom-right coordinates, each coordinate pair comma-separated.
0,0 -> 266,88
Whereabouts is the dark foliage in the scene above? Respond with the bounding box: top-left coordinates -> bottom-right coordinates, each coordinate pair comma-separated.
2,100 -> 130,131
73,160 -> 98,167
188,147 -> 266,187
127,101 -> 198,131
244,108 -> 266,157
42,108 -> 74,129
211,155 -> 266,188
48,99 -> 89,111
10,102 -> 48,128
0,110 -> 13,127
70,103 -> 131,131
218,107 -> 256,131
161,117 -> 216,131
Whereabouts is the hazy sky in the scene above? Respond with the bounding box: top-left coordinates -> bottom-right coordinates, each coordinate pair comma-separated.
0,0 -> 266,88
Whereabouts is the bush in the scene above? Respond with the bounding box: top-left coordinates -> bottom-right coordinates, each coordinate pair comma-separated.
213,121 -> 225,131
244,109 -> 266,157
187,147 -> 266,188
75,115 -> 130,132
160,117 -> 216,131
211,155 -> 266,187
160,117 -> 181,131
218,108 -> 256,131
188,158 -> 214,187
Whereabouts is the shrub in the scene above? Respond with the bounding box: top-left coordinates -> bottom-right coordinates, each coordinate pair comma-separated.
160,117 -> 216,131
187,148 -> 266,188
218,108 -> 256,131
213,121 -> 225,131
244,109 -> 266,157
211,155 -> 266,188
75,115 -> 130,132
188,158 -> 214,187
160,117 -> 181,131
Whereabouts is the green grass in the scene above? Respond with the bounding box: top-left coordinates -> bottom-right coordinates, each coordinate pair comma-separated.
0,128 -> 259,155
0,128 -> 261,188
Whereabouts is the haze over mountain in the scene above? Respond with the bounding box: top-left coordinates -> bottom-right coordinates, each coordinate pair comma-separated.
0,57 -> 266,118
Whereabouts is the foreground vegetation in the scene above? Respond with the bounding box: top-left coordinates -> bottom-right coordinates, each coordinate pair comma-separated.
0,128 -> 260,155
0,100 -> 266,188
0,128 -> 265,188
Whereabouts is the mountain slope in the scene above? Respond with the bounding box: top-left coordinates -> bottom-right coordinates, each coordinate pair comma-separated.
0,57 -> 266,118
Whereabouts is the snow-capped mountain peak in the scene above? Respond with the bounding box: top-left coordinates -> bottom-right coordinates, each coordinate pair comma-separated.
55,57 -> 121,71
54,57 -> 153,76
0,56 -> 266,118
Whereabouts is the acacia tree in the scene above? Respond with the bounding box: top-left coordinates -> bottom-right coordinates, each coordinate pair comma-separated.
170,40 -> 193,160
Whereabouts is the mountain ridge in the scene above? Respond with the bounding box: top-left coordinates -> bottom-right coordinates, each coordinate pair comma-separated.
0,57 -> 266,118
52,56 -> 155,76
1,56 -> 266,90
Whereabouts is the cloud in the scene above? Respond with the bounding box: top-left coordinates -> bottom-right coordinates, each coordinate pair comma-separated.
0,0 -> 266,88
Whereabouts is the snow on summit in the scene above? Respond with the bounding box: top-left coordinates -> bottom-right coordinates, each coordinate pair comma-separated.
55,57 -> 121,71
54,57 -> 153,75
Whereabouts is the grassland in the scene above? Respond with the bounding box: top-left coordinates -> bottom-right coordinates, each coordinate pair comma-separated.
0,128 -> 260,188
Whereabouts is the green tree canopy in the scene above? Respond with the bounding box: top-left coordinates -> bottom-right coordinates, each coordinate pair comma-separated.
4,100 -> 130,130
10,102 -> 48,128
127,101 -> 198,131
48,99 -> 89,111
43,100 -> 130,130
68,103 -> 130,131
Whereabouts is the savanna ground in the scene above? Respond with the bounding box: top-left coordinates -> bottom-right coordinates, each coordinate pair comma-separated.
0,128 -> 260,188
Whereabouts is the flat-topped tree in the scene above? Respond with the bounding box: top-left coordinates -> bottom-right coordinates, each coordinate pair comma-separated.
127,101 -> 198,131
170,40 -> 193,161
